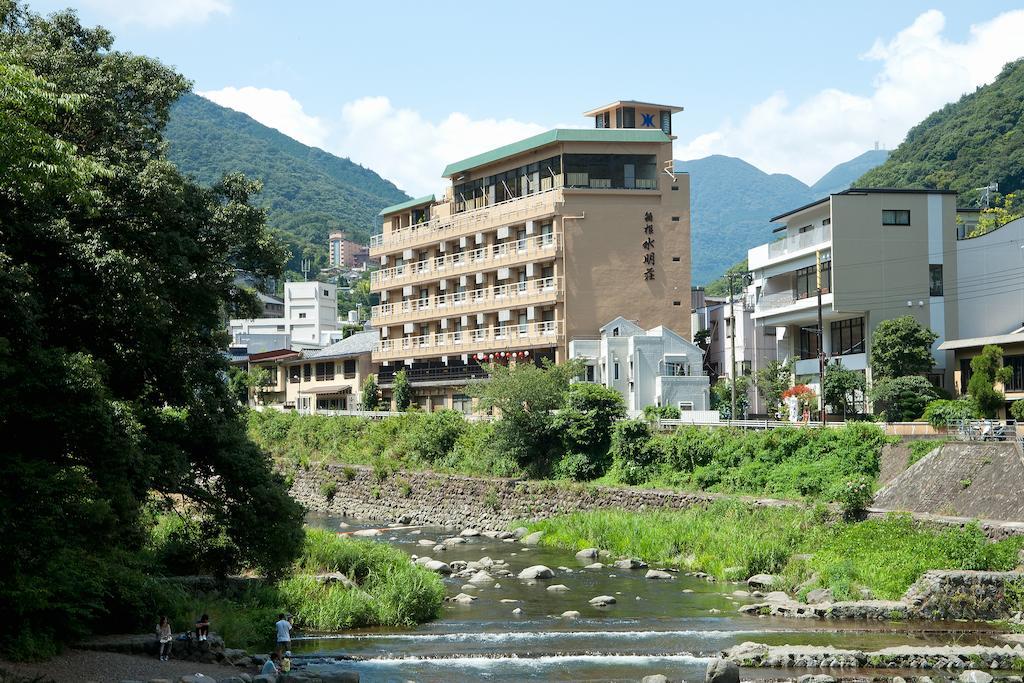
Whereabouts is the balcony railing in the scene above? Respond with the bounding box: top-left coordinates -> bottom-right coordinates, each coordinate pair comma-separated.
374,320 -> 564,361
767,224 -> 831,260
369,187 -> 563,253
370,233 -> 559,288
755,289 -> 831,312
371,277 -> 562,324
378,364 -> 490,385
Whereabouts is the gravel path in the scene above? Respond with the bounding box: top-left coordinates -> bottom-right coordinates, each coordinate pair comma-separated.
0,649 -> 245,683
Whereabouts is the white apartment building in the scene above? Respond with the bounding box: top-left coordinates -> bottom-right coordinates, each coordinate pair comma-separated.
746,188 -> 959,400
229,280 -> 339,349
569,317 -> 710,414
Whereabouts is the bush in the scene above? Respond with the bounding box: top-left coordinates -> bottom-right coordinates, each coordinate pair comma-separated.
643,404 -> 681,421
831,476 -> 874,520
1012,400 -> 1024,422
922,398 -> 980,427
609,419 -> 658,484
870,376 -> 938,422
552,383 -> 626,480
319,481 -> 338,502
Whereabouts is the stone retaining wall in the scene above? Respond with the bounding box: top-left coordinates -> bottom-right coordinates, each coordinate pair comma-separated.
288,463 -> 796,529
905,569 -> 1024,621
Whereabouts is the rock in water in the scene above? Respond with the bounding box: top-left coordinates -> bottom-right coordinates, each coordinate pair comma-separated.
447,593 -> 477,604
706,658 -> 739,683
747,573 -> 776,588
467,571 -> 495,584
518,565 -> 554,579
424,560 -> 451,575
352,528 -> 381,537
460,528 -> 481,537
805,588 -> 833,604
589,595 -> 617,606
511,526 -> 529,539
643,676 -> 669,683
546,584 -> 570,592
798,676 -> 836,683
960,672 -> 994,683
575,548 -> 599,559
645,569 -> 673,580
614,558 -> 646,569
560,610 -> 580,619
521,531 -> 544,545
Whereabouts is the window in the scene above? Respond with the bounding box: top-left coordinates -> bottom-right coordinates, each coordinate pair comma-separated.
323,289 -> 329,296
343,359 -> 356,379
612,327 -> 620,337
1006,355 -> 1024,392
315,362 -> 335,382
795,261 -> 831,299
289,366 -> 301,384
302,363 -> 311,381
959,358 -> 973,392
584,365 -> 596,382
621,107 -> 635,128
929,264 -> 943,297
882,209 -> 910,226
799,327 -> 820,360
452,394 -> 472,414
798,224 -> 813,234
613,362 -> 620,380
830,317 -> 865,356
823,218 -> 831,226
678,401 -> 694,411
673,301 -> 681,306
298,312 -> 307,319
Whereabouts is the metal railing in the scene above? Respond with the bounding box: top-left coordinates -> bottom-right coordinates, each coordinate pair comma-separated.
766,225 -> 831,260
949,419 -> 1019,443
371,277 -> 561,323
374,319 -> 563,361
370,233 -> 559,288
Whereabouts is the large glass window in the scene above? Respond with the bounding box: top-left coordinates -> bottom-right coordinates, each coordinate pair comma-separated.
453,155 -> 561,213
930,264 -> 943,296
315,362 -> 335,382
795,261 -> 831,299
799,327 -> 820,360
830,317 -> 865,356
1005,355 -> 1024,392
563,154 -> 658,190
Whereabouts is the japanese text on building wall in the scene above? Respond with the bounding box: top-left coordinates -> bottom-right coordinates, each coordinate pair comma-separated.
643,211 -> 655,280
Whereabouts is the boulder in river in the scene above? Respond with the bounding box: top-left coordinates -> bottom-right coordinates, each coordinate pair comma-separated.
512,607 -> 522,615
443,537 -> 467,545
589,595 -> 616,606
798,676 -> 836,683
460,528 -> 481,537
642,676 -> 668,683
424,560 -> 451,575
706,658 -> 739,683
468,571 -> 496,584
805,588 -> 833,604
747,573 -> 776,588
560,610 -> 581,619
614,558 -> 646,569
584,562 -> 604,570
447,593 -> 477,604
575,548 -> 599,559
511,526 -> 529,539
960,672 -> 994,683
352,528 -> 381,537
518,565 -> 554,579
521,531 -> 544,545
645,569 -> 673,580
546,584 -> 570,592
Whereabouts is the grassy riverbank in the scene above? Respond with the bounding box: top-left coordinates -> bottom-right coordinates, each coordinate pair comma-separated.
527,501 -> 1024,600
154,527 -> 444,651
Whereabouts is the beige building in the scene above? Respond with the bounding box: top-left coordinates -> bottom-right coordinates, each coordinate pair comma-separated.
328,231 -> 369,269
369,100 -> 691,408
747,189 -> 961,401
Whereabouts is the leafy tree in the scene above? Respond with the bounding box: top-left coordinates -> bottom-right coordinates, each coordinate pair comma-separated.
245,366 -> 274,405
609,419 -> 658,485
361,374 -> 380,411
823,361 -> 865,418
469,359 -> 583,476
392,369 -> 411,411
0,3 -> 303,656
869,316 -> 939,380
1011,400 -> 1024,422
869,376 -> 938,422
754,358 -> 794,418
971,191 -> 1024,237
967,345 -> 1013,417
552,383 -> 626,480
710,376 -> 750,419
226,366 -> 249,404
643,404 -> 681,421
922,398 -> 980,427
702,259 -> 749,297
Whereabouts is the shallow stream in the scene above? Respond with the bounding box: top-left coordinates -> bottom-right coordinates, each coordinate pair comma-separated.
295,515 -> 1003,682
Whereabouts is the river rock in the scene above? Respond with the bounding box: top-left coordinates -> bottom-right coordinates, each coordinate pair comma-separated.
512,607 -> 522,615
584,562 -> 604,569
424,560 -> 451,575
413,556 -> 432,565
763,591 -> 791,603
642,676 -> 669,683
432,544 -> 446,552
417,539 -> 435,546
575,548 -> 599,559
614,558 -> 647,569
706,658 -> 739,683
179,676 -> 217,683
443,537 -> 467,545
447,593 -> 476,604
511,526 -> 529,539
352,528 -> 381,537
461,584 -> 475,590
496,530 -> 515,539
468,571 -> 496,584
589,595 -> 617,606
449,560 -> 468,571
518,565 -> 554,579
645,569 -> 673,580
460,528 -> 481,537
521,531 -> 544,545
560,610 -> 581,619
747,573 -> 776,588
477,556 -> 494,568
806,588 -> 833,604
960,672 -> 994,683
547,584 -> 570,592
500,599 -> 520,603
798,676 -> 836,683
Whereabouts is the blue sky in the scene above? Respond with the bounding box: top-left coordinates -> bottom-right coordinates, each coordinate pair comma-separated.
30,0 -> 1024,195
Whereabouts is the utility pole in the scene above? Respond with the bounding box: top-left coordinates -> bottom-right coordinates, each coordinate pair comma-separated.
816,250 -> 826,426
728,272 -> 738,421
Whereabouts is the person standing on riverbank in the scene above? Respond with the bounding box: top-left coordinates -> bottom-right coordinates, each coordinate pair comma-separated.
156,616 -> 172,661
275,613 -> 292,655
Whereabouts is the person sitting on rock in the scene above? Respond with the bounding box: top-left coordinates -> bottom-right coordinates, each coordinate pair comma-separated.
156,615 -> 172,661
195,613 -> 210,641
261,652 -> 281,675
281,650 -> 292,673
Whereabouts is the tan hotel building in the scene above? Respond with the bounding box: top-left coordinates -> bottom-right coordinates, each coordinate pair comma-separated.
369,101 -> 691,409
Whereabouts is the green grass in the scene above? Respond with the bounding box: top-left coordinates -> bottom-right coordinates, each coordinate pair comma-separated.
528,504 -> 1024,600
906,439 -> 948,468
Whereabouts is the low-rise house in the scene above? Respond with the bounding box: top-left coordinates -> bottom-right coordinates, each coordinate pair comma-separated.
284,330 -> 378,414
569,316 -> 710,413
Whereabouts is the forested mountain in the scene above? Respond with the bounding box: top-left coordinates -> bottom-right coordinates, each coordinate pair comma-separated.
165,93 -> 408,270
857,58 -> 1024,202
678,151 -> 888,285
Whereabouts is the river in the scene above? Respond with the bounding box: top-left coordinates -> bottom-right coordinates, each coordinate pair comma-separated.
294,515 -> 1001,682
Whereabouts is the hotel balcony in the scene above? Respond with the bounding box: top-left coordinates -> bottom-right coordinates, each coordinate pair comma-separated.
370,187 -> 563,255
374,320 -> 564,363
370,233 -> 560,289
748,224 -> 832,270
371,277 -> 563,326
752,289 -> 834,323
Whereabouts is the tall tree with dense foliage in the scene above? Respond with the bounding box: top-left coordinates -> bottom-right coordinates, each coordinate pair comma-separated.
392,369 -> 411,411
823,361 -> 866,418
967,345 -> 1013,418
361,374 -> 380,410
754,358 -> 794,417
869,375 -> 938,422
552,382 -> 627,480
0,3 -> 303,657
869,316 -> 939,380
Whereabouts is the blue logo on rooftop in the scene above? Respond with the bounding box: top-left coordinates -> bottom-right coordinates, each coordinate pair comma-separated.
641,113 -> 655,127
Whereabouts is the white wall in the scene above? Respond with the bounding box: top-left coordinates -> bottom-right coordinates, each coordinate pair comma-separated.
955,216 -> 1024,338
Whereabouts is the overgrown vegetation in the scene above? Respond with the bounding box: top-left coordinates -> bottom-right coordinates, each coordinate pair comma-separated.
528,504 -> 1024,601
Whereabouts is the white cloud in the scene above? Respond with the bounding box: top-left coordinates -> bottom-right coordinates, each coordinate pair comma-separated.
676,9 -> 1024,184
197,86 -> 331,149
79,0 -> 231,27
336,97 -> 548,196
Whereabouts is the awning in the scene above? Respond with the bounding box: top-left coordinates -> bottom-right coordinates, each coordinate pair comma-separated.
938,329 -> 1024,351
298,385 -> 353,395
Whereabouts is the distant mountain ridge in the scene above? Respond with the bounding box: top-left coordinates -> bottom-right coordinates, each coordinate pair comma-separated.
677,150 -> 889,284
164,93 -> 409,271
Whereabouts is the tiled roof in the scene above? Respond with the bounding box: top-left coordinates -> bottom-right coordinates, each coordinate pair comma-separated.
303,330 -> 378,359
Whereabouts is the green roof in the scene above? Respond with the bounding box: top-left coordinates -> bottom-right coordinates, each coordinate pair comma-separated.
442,128 -> 671,178
378,194 -> 435,216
